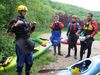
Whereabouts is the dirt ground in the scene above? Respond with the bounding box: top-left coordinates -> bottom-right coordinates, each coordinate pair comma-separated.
37,32 -> 100,75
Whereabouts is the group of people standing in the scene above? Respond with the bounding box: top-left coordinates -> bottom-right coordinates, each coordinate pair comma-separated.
50,13 -> 98,61
7,5 -> 98,75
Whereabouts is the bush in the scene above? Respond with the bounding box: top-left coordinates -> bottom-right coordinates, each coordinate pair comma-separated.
0,32 -> 15,62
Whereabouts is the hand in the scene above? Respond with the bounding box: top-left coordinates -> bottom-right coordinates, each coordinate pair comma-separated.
14,20 -> 23,27
31,21 -> 36,26
54,21 -> 59,23
85,35 -> 91,39
75,33 -> 79,36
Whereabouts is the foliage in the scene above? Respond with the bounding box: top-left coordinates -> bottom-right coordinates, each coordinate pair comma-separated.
0,0 -> 100,74
0,32 -> 15,62
50,1 -> 100,21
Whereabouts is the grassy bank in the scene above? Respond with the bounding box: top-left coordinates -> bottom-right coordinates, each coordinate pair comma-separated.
0,31 -> 56,75
0,51 -> 56,75
94,32 -> 100,41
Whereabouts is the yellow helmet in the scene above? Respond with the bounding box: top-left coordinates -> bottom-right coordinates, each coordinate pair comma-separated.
17,5 -> 28,12
72,67 -> 81,75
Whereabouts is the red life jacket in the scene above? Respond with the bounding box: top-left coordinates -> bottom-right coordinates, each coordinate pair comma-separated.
70,23 -> 77,31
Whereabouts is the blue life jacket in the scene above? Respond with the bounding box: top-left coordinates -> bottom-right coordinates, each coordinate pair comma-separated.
50,30 -> 61,46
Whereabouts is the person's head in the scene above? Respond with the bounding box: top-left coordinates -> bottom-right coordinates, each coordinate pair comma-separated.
54,15 -> 59,22
17,5 -> 28,16
86,13 -> 93,22
71,15 -> 77,23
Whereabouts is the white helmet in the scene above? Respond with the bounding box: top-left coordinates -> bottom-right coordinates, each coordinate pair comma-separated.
79,36 -> 86,41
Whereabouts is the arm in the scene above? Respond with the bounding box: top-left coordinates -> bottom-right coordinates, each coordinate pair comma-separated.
50,22 -> 54,29
90,21 -> 98,37
7,19 -> 16,36
12,20 -> 24,28
76,23 -> 81,35
59,22 -> 64,29
66,23 -> 70,36
29,21 -> 36,33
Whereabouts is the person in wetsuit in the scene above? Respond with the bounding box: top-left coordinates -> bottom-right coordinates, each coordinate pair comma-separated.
7,5 -> 36,75
65,15 -> 81,59
79,13 -> 98,60
50,15 -> 64,56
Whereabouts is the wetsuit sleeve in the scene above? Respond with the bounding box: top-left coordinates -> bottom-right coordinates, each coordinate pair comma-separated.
91,21 -> 98,37
50,22 -> 54,29
66,23 -> 70,36
67,23 -> 70,32
7,19 -> 16,36
76,23 -> 81,30
30,22 -> 36,32
22,19 -> 29,27
59,22 -> 64,29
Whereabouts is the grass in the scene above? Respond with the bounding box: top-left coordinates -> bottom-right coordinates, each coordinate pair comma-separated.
0,30 -> 99,75
0,31 -> 56,75
94,32 -> 100,41
62,30 -> 100,41
0,51 -> 56,75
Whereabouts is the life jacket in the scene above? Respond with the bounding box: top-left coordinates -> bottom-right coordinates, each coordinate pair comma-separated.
50,22 -> 64,31
50,31 -> 61,46
83,21 -> 98,36
9,15 -> 30,40
70,23 -> 77,31
53,23 -> 61,31
68,23 -> 78,35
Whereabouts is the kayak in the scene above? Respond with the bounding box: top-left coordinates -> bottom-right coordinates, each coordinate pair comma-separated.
61,39 -> 80,45
0,38 -> 52,71
96,72 -> 100,75
57,55 -> 100,75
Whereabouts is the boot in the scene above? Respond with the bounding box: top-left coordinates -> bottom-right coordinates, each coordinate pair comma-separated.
17,72 -> 22,75
54,46 -> 56,55
65,46 -> 71,58
26,73 -> 30,75
74,55 -> 77,59
58,45 -> 63,56
65,54 -> 70,58
74,46 -> 77,59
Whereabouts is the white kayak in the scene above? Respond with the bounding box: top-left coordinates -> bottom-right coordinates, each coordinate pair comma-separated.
57,55 -> 100,75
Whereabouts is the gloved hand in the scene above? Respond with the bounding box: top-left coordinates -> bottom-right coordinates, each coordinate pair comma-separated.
32,21 -> 36,26
30,21 -> 36,32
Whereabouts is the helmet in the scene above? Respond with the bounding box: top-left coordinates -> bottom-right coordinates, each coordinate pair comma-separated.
72,15 -> 78,19
17,5 -> 28,12
79,36 -> 86,41
72,67 -> 81,75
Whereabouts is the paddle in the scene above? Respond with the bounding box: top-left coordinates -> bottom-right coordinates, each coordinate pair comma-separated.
38,68 -> 68,73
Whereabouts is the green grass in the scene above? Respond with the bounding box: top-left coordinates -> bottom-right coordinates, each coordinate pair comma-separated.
0,51 -> 56,75
94,32 -> 100,41
62,30 -> 100,41
0,31 -> 56,75
0,30 -> 99,75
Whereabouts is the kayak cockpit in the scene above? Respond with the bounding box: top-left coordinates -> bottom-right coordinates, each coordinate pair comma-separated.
72,60 -> 91,72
